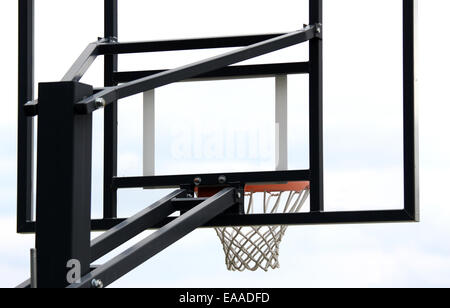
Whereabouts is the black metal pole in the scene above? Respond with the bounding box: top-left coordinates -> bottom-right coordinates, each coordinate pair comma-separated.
35,81 -> 93,288
104,0 -> 118,218
113,62 -> 310,83
17,0 -> 34,232
309,0 -> 324,212
113,170 -> 310,189
98,32 -> 289,54
403,0 -> 419,221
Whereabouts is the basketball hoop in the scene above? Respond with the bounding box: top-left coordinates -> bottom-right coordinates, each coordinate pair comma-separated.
214,182 -> 310,271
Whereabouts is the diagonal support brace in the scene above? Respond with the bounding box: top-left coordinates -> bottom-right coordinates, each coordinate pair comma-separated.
90,189 -> 187,262
68,188 -> 237,288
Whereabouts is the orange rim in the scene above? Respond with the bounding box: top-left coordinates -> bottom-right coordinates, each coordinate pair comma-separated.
245,181 -> 310,193
195,181 -> 310,197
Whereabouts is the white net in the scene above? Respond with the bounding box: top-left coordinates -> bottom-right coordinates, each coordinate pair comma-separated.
215,185 -> 310,271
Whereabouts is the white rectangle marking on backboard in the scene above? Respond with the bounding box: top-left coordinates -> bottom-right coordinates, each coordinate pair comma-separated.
275,75 -> 288,171
143,90 -> 155,176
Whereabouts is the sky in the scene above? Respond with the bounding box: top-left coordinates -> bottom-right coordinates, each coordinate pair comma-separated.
1,0 -> 450,288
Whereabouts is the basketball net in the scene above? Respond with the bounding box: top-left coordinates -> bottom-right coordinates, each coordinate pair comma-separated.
214,182 -> 310,271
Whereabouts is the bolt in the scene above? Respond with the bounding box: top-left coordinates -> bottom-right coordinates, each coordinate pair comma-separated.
108,36 -> 118,43
315,23 -> 322,35
193,177 -> 202,186
91,279 -> 104,289
95,97 -> 106,109
218,175 -> 227,184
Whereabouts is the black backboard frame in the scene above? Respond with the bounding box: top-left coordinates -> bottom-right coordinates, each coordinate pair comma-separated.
15,0 -> 419,289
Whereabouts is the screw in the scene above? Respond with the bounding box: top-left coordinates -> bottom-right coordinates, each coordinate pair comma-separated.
95,97 -> 106,109
218,175 -> 227,184
193,177 -> 202,186
186,193 -> 193,198
91,279 -> 104,289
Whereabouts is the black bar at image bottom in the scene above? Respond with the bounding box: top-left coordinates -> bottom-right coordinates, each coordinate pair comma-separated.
85,289 -> 301,304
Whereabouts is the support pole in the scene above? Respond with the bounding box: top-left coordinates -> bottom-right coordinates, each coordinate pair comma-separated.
17,0 -> 34,231
104,0 -> 119,218
403,0 -> 419,221
35,81 -> 93,288
309,0 -> 324,212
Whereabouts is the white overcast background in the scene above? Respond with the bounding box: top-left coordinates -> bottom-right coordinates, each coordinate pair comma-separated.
1,0 -> 449,288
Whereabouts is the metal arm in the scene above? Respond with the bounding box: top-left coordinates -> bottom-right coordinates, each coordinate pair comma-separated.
23,39 -> 105,116
61,39 -> 106,82
69,188 -> 237,288
75,25 -> 318,114
98,32 -> 289,54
